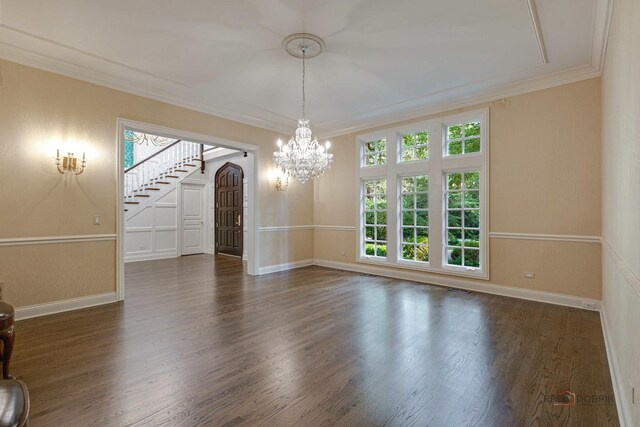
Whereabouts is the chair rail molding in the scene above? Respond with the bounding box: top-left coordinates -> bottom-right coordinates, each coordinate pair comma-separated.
258,225 -> 315,232
489,232 -> 601,243
258,225 -> 356,232
0,234 -> 116,247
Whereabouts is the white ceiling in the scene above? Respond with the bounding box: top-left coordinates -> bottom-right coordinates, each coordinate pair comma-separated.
0,0 -> 610,136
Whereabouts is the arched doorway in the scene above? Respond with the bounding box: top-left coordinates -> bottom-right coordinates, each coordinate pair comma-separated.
215,162 -> 244,257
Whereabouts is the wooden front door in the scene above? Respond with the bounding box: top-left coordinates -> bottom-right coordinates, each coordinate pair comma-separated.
215,162 -> 243,257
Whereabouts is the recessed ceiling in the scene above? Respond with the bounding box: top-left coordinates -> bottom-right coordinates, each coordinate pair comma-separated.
0,0 -> 610,136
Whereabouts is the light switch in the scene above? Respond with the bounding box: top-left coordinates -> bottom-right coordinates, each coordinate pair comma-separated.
93,215 -> 101,225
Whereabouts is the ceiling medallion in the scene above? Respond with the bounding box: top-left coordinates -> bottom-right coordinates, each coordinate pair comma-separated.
274,33 -> 333,184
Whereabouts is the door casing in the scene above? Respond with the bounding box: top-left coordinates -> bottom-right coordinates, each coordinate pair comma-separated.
116,118 -> 260,302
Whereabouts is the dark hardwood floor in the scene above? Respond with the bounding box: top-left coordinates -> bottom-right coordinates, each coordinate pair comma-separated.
14,255 -> 618,426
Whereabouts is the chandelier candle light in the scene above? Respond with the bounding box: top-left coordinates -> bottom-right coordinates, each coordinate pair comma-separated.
274,33 -> 333,184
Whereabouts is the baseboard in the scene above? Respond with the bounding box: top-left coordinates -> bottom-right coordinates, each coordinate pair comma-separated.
313,259 -> 601,311
15,292 -> 118,321
125,251 -> 178,263
258,259 -> 315,275
600,307 -> 630,427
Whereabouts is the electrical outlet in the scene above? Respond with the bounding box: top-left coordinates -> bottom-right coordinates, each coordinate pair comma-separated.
93,215 -> 101,225
339,251 -> 346,256
524,272 -> 535,279
581,301 -> 598,310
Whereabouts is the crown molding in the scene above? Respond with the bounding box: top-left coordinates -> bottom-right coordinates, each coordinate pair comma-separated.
0,0 -> 613,138
317,64 -> 601,139
591,0 -> 613,71
0,24 -> 291,135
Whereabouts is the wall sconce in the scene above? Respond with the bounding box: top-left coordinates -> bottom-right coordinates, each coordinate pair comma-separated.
275,174 -> 289,191
56,149 -> 86,175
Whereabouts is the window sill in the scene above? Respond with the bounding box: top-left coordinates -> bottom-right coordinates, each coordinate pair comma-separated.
357,257 -> 489,280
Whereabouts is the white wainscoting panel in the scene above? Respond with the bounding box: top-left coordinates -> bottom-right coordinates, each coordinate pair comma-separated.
125,189 -> 178,262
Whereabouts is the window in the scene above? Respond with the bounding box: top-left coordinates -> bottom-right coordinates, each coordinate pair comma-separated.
401,175 -> 429,262
357,109 -> 488,278
400,131 -> 429,162
124,130 -> 135,168
363,178 -> 387,257
446,121 -> 480,156
445,171 -> 480,268
363,139 -> 387,166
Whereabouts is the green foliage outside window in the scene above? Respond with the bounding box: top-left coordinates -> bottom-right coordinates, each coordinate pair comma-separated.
446,171 -> 481,268
124,129 -> 135,168
447,122 -> 481,156
401,131 -> 429,162
364,139 -> 387,166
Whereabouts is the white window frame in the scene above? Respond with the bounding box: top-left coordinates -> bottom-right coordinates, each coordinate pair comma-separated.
355,108 -> 489,279
361,136 -> 388,167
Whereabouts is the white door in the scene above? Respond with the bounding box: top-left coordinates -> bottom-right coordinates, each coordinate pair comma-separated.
181,184 -> 205,255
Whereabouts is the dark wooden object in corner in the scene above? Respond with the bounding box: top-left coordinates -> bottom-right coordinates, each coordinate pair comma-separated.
0,303 -> 15,380
0,379 -> 29,427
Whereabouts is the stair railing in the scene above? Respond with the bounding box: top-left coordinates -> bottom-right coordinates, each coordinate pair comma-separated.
124,140 -> 203,200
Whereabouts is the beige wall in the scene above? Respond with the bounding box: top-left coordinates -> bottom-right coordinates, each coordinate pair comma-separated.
0,58 -> 607,308
601,0 -> 640,424
260,229 -> 315,267
315,78 -> 602,299
0,59 -> 314,307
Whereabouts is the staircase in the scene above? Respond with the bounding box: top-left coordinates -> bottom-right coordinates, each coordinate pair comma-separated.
124,140 -> 204,216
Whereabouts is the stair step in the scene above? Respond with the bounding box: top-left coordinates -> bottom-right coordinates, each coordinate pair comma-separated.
185,164 -> 196,167
145,188 -> 161,191
125,201 -> 140,205
165,175 -> 179,178
174,169 -> 188,172
135,194 -> 151,198
155,181 -> 171,184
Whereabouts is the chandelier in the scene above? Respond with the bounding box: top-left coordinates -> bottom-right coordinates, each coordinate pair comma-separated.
274,34 -> 333,184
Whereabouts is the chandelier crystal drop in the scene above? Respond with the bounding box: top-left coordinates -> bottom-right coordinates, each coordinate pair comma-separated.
274,34 -> 333,184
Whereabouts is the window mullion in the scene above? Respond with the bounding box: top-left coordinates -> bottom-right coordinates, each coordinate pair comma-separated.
428,124 -> 443,270
386,130 -> 398,263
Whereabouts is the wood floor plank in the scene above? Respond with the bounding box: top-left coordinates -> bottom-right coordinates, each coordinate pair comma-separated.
12,255 -> 618,426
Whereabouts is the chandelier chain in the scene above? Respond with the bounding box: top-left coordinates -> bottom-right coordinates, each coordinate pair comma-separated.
301,47 -> 306,119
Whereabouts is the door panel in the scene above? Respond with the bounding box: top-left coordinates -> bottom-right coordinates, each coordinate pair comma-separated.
215,163 -> 243,257
181,184 -> 205,255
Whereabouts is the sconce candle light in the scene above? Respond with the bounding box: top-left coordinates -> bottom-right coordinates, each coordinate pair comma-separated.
56,149 -> 86,175
275,174 -> 289,192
